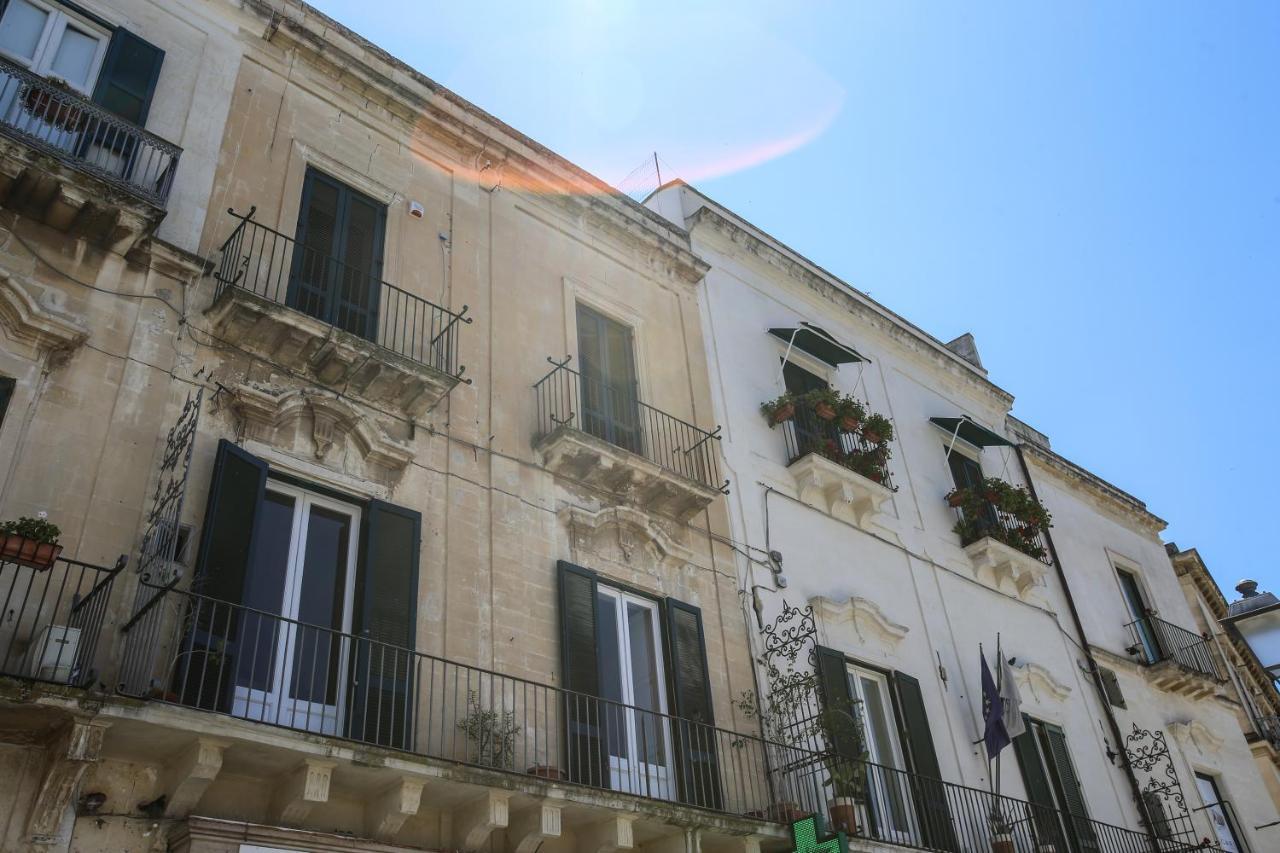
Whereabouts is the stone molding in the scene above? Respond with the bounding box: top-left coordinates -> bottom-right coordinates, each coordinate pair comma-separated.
560,504 -> 693,573
962,536 -> 1050,602
1013,661 -> 1072,704
789,452 -> 894,528
1169,718 -> 1226,753
811,595 -> 910,650
0,269 -> 89,357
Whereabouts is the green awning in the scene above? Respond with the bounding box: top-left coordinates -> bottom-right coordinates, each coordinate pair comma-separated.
930,416 -> 1014,448
769,322 -> 866,366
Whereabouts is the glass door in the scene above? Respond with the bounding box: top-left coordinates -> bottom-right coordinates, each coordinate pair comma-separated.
232,483 -> 360,736
847,664 -> 912,841
1117,569 -> 1161,663
576,303 -> 642,454
596,585 -> 674,799
1195,773 -> 1241,853
289,168 -> 386,342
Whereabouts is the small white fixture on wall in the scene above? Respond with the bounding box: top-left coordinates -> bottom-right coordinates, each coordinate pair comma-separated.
407,200 -> 425,219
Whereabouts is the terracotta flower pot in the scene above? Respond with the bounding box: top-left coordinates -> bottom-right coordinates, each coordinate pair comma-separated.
839,416 -> 860,432
947,492 -> 966,508
767,801 -> 807,823
526,765 -> 566,781
0,534 -> 62,571
828,798 -> 858,834
769,402 -> 796,425
991,834 -> 1015,853
814,402 -> 837,420
863,430 -> 882,445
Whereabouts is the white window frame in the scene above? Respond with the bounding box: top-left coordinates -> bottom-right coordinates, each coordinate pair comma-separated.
846,662 -> 912,841
0,0 -> 110,92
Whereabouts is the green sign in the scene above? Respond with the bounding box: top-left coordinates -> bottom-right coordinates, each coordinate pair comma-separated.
787,814 -> 848,853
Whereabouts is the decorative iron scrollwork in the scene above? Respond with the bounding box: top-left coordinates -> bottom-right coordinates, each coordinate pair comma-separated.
137,388 -> 202,586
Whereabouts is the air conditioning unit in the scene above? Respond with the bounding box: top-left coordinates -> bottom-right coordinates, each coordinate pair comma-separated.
27,625 -> 81,683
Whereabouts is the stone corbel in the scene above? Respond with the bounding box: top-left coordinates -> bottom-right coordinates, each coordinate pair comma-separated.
508,800 -> 562,853
578,814 -> 636,852
641,829 -> 698,853
25,718 -> 109,843
364,776 -> 424,842
1014,662 -> 1072,704
160,737 -> 229,818
269,759 -> 335,826
452,789 -> 510,850
0,269 -> 89,359
560,504 -> 693,572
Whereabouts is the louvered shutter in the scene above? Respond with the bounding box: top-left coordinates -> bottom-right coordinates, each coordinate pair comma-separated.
815,645 -> 862,759
180,439 -> 267,711
347,500 -> 419,749
1012,719 -> 1066,850
664,598 -> 722,809
1042,723 -> 1099,852
91,28 -> 164,126
1098,666 -> 1126,709
558,560 -> 606,787
893,672 -> 957,851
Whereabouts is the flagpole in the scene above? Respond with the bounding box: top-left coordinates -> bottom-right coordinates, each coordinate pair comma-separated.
994,633 -> 1002,802
981,641 -> 994,798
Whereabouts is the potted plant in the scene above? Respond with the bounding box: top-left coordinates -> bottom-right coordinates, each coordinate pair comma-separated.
836,396 -> 865,432
990,808 -> 1015,853
20,77 -> 85,130
761,393 -> 797,426
819,707 -> 868,836
861,413 -> 893,445
0,512 -> 63,571
458,690 -> 519,770
805,389 -> 841,421
946,488 -> 966,508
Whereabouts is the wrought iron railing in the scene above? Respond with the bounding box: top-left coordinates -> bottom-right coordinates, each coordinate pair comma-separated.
949,491 -> 1052,565
213,208 -> 471,378
534,357 -> 726,492
1125,615 -> 1221,680
0,554 -> 126,687
1191,798 -> 1252,853
1254,713 -> 1280,748
0,55 -> 180,206
107,581 -> 1225,851
779,406 -> 894,489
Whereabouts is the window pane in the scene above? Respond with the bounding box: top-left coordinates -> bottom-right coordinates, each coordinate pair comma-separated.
235,491 -> 294,692
0,1 -> 50,63
627,601 -> 665,765
48,23 -> 99,90
289,504 -> 351,704
596,591 -> 627,759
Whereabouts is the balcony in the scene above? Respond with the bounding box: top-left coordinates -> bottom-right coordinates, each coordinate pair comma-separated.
533,357 -> 725,522
1125,614 -> 1222,697
0,56 -> 180,249
773,403 -> 894,527
947,482 -> 1053,601
3,572 -> 1230,853
207,209 -> 471,418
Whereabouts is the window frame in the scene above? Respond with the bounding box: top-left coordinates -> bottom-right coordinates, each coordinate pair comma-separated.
0,0 -> 110,92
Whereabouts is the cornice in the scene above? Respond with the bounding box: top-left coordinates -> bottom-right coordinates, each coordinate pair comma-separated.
239,0 -> 708,285
1021,442 -> 1167,535
0,270 -> 89,356
686,204 -> 1015,410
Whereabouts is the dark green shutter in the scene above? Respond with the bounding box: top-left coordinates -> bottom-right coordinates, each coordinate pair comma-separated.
347,500 -> 420,749
1042,723 -> 1099,852
91,29 -> 164,126
1141,791 -> 1173,840
558,560 -> 606,787
815,645 -> 863,759
1013,719 -> 1065,850
182,439 -> 267,710
1097,667 -> 1126,709
893,672 -> 957,851
664,598 -> 722,809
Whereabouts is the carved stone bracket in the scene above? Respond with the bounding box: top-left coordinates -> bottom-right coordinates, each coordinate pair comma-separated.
269,758 -> 335,826
159,737 -> 228,818
25,718 -> 109,843
364,776 -> 424,842
962,537 -> 1049,601
509,800 -> 562,853
0,269 -> 89,359
561,504 -> 693,572
453,789 -> 511,851
811,595 -> 910,651
790,453 -> 893,527
578,814 -> 637,852
226,383 -> 413,485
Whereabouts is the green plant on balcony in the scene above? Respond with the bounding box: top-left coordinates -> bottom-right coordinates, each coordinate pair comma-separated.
945,477 -> 1052,560
836,396 -> 865,432
804,388 -> 843,421
860,412 -> 894,445
0,512 -> 63,571
761,392 -> 798,425
458,690 -> 519,770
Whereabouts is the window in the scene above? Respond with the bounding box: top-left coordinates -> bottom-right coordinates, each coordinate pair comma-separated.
558,561 -> 720,808
289,168 -> 388,341
780,360 -> 833,461
1117,568 -> 1161,663
576,303 -> 641,453
1194,772 -> 1242,853
1012,717 -> 1095,853
0,376 -> 14,431
814,646 -> 955,848
187,440 -> 420,748
0,0 -> 109,92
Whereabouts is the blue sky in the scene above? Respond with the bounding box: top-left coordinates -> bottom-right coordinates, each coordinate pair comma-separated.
309,1 -> 1279,595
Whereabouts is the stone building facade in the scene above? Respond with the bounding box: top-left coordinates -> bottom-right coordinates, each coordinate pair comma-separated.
0,2 -> 1274,853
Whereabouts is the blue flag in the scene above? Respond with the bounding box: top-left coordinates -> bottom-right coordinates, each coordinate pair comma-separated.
981,650 -> 1010,759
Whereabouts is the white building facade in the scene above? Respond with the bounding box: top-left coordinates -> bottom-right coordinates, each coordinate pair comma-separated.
647,181 -> 1276,853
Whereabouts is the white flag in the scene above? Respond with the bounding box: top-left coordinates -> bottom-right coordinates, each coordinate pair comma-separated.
1000,656 -> 1026,739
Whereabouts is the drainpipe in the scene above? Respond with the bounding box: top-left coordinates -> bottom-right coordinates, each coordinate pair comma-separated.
1013,444 -> 1157,841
